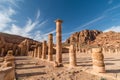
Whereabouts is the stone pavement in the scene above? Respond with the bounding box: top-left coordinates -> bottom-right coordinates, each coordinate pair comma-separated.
15,53 -> 120,80
63,53 -> 120,80
15,56 -> 100,80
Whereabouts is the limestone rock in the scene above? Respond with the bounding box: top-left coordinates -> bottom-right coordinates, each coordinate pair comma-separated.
65,30 -> 102,46
0,32 -> 42,56
64,30 -> 120,53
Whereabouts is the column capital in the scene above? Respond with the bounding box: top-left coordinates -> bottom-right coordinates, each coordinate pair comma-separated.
55,19 -> 63,23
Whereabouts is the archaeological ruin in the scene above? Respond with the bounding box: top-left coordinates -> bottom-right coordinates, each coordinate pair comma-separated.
0,19 -> 120,80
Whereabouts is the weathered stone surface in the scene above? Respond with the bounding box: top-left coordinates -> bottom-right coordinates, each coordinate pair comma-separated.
69,45 -> 76,67
55,19 -> 63,63
37,46 -> 42,58
1,50 -> 15,68
0,67 -> 15,80
42,41 -> 47,59
4,50 -> 14,62
53,61 -> 63,67
0,32 -> 42,56
64,30 -> 120,54
48,34 -> 53,61
92,48 -> 105,73
65,30 -> 102,45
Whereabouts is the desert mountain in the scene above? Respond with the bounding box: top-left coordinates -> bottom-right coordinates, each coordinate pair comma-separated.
0,32 -> 41,56
64,30 -> 102,46
64,30 -> 120,49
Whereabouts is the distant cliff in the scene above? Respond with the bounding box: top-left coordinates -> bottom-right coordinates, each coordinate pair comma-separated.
0,32 -> 41,56
64,30 -> 120,49
64,30 -> 102,46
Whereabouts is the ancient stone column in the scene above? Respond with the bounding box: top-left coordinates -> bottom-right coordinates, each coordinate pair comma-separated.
26,39 -> 29,56
35,47 -> 38,57
92,48 -> 105,73
42,41 -> 47,59
55,19 -> 63,63
75,44 -> 78,54
69,45 -> 76,67
33,49 -> 35,57
1,48 -> 4,56
15,49 -> 18,56
28,51 -> 30,56
37,46 -> 42,58
32,50 -> 34,57
109,48 -> 112,53
34,48 -> 37,58
48,34 -> 53,61
115,48 -> 118,54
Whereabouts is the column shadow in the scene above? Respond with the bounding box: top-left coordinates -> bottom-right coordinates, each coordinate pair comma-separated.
16,72 -> 46,77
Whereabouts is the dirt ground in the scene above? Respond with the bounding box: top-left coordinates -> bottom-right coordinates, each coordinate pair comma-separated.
15,57 -> 101,80
14,52 -> 120,80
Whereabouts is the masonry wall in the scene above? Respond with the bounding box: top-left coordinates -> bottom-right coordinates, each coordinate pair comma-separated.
0,67 -> 15,80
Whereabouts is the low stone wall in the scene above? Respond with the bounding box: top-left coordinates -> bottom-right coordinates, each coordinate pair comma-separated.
0,67 -> 15,80
0,50 -> 16,80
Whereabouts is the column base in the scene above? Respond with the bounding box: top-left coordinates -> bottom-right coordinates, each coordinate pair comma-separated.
93,65 -> 106,73
54,61 -> 63,67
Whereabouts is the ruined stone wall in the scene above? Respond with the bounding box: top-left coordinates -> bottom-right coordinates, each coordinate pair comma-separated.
0,50 -> 15,80
0,67 -> 15,80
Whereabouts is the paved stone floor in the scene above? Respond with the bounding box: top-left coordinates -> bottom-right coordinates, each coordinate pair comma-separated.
14,53 -> 120,80
63,53 -> 120,80
15,56 -> 101,80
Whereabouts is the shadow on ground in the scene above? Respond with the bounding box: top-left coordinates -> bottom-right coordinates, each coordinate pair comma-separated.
16,65 -> 45,69
107,69 -> 120,73
16,72 -> 46,77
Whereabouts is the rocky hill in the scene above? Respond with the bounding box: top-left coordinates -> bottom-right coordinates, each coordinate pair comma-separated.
92,31 -> 120,48
1,29 -> 120,56
0,32 -> 41,56
64,30 -> 120,49
64,30 -> 102,46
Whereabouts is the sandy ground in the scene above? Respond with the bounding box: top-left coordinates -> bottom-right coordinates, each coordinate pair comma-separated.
15,56 -> 101,80
14,52 -> 120,80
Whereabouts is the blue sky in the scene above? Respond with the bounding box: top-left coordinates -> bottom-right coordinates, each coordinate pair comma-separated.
0,0 -> 120,42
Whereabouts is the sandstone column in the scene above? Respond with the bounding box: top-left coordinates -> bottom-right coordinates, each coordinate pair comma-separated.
33,49 -> 35,57
92,48 -> 105,73
26,39 -> 29,56
28,51 -> 30,56
35,47 -> 38,57
15,49 -> 18,56
48,34 -> 53,61
32,50 -> 34,57
34,48 -> 37,58
115,48 -> 118,54
55,19 -> 63,63
28,51 -> 32,57
42,41 -> 47,59
69,45 -> 76,67
1,48 -> 4,56
37,46 -> 42,58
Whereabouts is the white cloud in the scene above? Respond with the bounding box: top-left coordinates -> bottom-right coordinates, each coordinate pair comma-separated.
43,30 -> 56,36
32,29 -> 56,42
76,15 -> 105,30
4,13 -> 48,39
104,4 -> 120,14
0,7 -> 16,31
0,1 -> 51,42
36,10 -> 40,20
104,26 -> 120,32
0,0 -> 24,8
24,18 -> 39,33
